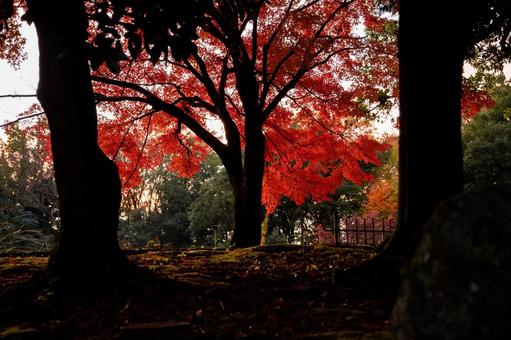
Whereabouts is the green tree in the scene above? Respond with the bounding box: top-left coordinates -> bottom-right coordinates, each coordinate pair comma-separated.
118,154 -> 232,248
267,180 -> 368,245
154,173 -> 193,247
463,86 -> 511,188
188,155 -> 233,247
118,170 -> 193,248
0,124 -> 57,251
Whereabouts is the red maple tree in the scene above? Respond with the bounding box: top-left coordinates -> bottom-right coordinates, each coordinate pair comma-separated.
90,0 -> 397,246
1,1 -> 497,249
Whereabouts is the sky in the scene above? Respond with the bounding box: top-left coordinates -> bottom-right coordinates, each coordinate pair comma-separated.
0,23 -> 39,126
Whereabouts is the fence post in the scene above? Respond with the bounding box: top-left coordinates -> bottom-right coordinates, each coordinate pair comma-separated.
363,218 -> 367,244
354,218 -> 358,244
371,218 -> 376,245
344,218 -> 349,244
381,218 -> 385,241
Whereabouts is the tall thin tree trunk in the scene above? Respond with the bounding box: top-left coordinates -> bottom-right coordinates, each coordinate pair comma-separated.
28,0 -> 130,280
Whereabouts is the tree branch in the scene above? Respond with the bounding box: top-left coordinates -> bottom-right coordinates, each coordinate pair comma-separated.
0,112 -> 45,128
0,94 -> 37,98
91,75 -> 229,158
123,114 -> 152,187
260,49 -> 296,109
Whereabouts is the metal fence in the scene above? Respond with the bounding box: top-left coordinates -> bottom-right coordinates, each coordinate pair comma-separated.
324,217 -> 395,246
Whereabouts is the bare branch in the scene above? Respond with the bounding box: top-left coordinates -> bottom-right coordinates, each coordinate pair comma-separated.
112,119 -> 136,161
0,94 -> 37,99
92,75 -> 229,158
123,114 -> 152,187
111,105 -> 153,161
294,0 -> 322,12
0,112 -> 45,128
95,94 -> 148,104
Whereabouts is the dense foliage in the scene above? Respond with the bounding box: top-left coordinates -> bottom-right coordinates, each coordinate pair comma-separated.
463,85 -> 511,188
0,124 -> 57,251
118,154 -> 234,248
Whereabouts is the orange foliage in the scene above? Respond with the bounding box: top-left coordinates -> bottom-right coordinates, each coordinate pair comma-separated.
362,136 -> 398,219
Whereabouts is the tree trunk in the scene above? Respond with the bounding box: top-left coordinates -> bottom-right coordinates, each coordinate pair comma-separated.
227,125 -> 265,247
28,0 -> 130,280
383,1 -> 476,258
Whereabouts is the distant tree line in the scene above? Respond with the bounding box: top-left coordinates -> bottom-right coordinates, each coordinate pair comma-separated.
3,83 -> 511,252
0,127 -> 393,250
0,124 -> 57,251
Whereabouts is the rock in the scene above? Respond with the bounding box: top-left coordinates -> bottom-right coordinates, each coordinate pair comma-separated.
392,184 -> 511,340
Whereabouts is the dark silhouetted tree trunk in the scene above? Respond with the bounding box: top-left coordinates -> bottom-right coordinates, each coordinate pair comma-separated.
28,0 -> 131,280
228,126 -> 265,247
383,1 -> 486,258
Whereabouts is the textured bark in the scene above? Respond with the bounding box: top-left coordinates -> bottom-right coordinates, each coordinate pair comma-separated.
28,0 -> 130,280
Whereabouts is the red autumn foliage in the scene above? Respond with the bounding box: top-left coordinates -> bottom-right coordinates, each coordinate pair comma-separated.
90,0 -> 397,212
461,84 -> 495,119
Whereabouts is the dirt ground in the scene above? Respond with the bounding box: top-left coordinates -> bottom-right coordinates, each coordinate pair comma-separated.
0,245 -> 398,339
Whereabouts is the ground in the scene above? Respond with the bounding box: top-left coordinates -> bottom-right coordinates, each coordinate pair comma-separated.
0,245 -> 397,339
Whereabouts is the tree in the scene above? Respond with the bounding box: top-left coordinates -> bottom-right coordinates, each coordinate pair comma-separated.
188,154 -> 233,247
463,85 -> 511,188
362,135 -> 398,219
118,169 -> 194,248
116,153 -> 232,248
267,179 -> 369,244
385,0 -> 511,258
0,124 -> 57,251
0,0 -> 25,68
20,0 -> 131,281
90,0 -> 394,247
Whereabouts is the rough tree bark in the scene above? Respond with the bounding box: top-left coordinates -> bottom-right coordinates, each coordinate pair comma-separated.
27,0 -> 131,281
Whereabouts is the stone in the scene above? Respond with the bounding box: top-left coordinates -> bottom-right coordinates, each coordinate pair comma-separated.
392,184 -> 511,340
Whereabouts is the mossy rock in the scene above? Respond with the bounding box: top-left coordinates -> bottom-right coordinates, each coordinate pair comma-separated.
392,184 -> 511,340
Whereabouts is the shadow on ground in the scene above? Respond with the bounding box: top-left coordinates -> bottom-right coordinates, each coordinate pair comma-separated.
0,245 -> 397,339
